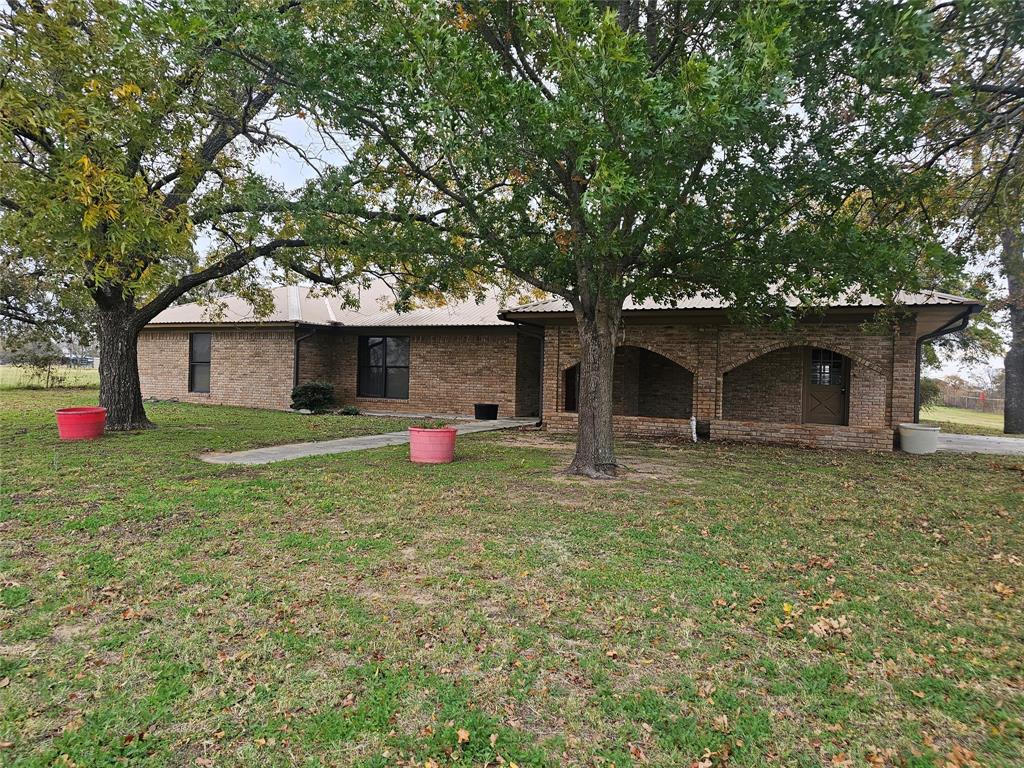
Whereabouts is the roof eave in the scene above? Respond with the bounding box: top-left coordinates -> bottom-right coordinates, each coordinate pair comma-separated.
500,299 -> 985,323
145,320 -> 304,329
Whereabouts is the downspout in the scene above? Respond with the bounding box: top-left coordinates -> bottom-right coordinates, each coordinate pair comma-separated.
293,326 -> 318,389
913,306 -> 979,422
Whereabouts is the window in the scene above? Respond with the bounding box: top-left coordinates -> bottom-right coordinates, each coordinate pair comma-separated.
357,336 -> 409,399
810,348 -> 845,386
189,333 -> 211,393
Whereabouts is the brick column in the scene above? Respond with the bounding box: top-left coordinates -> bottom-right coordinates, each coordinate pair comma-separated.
890,319 -> 918,426
542,325 -> 563,418
694,327 -> 720,421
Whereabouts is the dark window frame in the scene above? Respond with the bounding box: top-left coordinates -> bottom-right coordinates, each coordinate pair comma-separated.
357,335 -> 410,399
188,332 -> 212,393
809,348 -> 846,387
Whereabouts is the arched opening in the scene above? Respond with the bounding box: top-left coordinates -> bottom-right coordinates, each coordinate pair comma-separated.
722,346 -> 850,425
563,346 -> 694,419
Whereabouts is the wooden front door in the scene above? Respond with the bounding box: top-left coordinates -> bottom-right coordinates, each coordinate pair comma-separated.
804,348 -> 848,425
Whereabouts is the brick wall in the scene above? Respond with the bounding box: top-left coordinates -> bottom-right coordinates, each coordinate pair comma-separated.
722,347 -> 803,422
546,329 -> 701,418
139,310 -> 920,451
612,346 -> 640,415
138,327 -> 296,410
711,420 -> 894,451
142,325 -> 542,419
294,329 -> 338,388
321,328 -> 525,418
546,412 -> 695,439
637,349 -> 694,418
541,314 -> 917,450
561,345 -> 695,418
515,333 -> 543,416
890,322 -> 918,426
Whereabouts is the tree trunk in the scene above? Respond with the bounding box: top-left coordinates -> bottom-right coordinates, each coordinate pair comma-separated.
1003,226 -> 1023,434
96,300 -> 153,431
567,296 -> 622,478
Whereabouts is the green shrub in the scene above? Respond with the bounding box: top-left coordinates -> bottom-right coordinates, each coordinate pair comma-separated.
339,404 -> 360,416
291,382 -> 335,413
920,377 -> 942,408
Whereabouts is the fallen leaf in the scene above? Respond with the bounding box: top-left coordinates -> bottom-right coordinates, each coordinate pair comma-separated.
457,728 -> 470,744
629,742 -> 648,762
944,744 -> 982,768
0,677 -> 9,688
866,746 -> 897,766
992,582 -> 1015,600
808,615 -> 852,639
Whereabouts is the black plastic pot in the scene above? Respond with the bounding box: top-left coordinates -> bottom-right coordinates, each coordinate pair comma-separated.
474,403 -> 499,420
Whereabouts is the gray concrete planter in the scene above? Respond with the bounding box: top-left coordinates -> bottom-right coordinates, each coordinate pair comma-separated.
899,423 -> 940,454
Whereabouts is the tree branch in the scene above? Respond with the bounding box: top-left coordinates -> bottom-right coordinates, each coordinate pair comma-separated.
131,237 -> 308,328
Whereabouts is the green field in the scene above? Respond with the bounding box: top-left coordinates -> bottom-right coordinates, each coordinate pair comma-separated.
0,364 -> 100,390
1,389 -> 1021,767
921,405 -> 1012,437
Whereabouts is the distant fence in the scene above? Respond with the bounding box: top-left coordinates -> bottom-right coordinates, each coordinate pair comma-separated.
940,393 -> 1005,413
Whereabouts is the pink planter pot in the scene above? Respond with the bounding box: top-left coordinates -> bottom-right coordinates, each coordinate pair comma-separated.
55,406 -> 107,440
409,426 -> 457,464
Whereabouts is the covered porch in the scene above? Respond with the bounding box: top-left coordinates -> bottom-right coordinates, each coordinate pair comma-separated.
543,329 -> 902,451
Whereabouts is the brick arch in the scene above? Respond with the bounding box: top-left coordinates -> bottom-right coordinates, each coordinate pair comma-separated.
560,342 -> 698,375
718,340 -> 883,376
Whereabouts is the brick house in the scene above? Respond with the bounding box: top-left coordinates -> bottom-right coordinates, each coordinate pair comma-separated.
139,282 -> 980,450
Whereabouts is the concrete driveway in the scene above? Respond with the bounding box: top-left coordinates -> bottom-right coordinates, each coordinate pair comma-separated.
936,433 -> 1024,455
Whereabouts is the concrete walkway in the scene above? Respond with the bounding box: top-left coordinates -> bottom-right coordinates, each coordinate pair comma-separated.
936,433 -> 1024,455
201,417 -> 538,465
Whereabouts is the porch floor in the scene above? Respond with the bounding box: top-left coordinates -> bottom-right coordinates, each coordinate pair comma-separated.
200,417 -> 538,465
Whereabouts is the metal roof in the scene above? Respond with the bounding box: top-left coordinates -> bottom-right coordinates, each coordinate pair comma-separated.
501,288 -> 980,315
148,281 -> 980,328
148,282 -> 512,327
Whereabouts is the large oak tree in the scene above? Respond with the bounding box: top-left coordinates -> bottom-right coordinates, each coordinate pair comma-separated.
305,0 -> 956,476
0,0 -> 372,429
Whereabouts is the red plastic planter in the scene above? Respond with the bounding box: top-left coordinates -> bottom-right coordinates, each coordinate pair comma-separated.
408,426 -> 457,464
55,407 -> 107,440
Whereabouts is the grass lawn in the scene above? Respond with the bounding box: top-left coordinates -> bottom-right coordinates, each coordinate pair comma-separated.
920,405 -> 1012,438
1,390 -> 1021,767
0,365 -> 100,390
